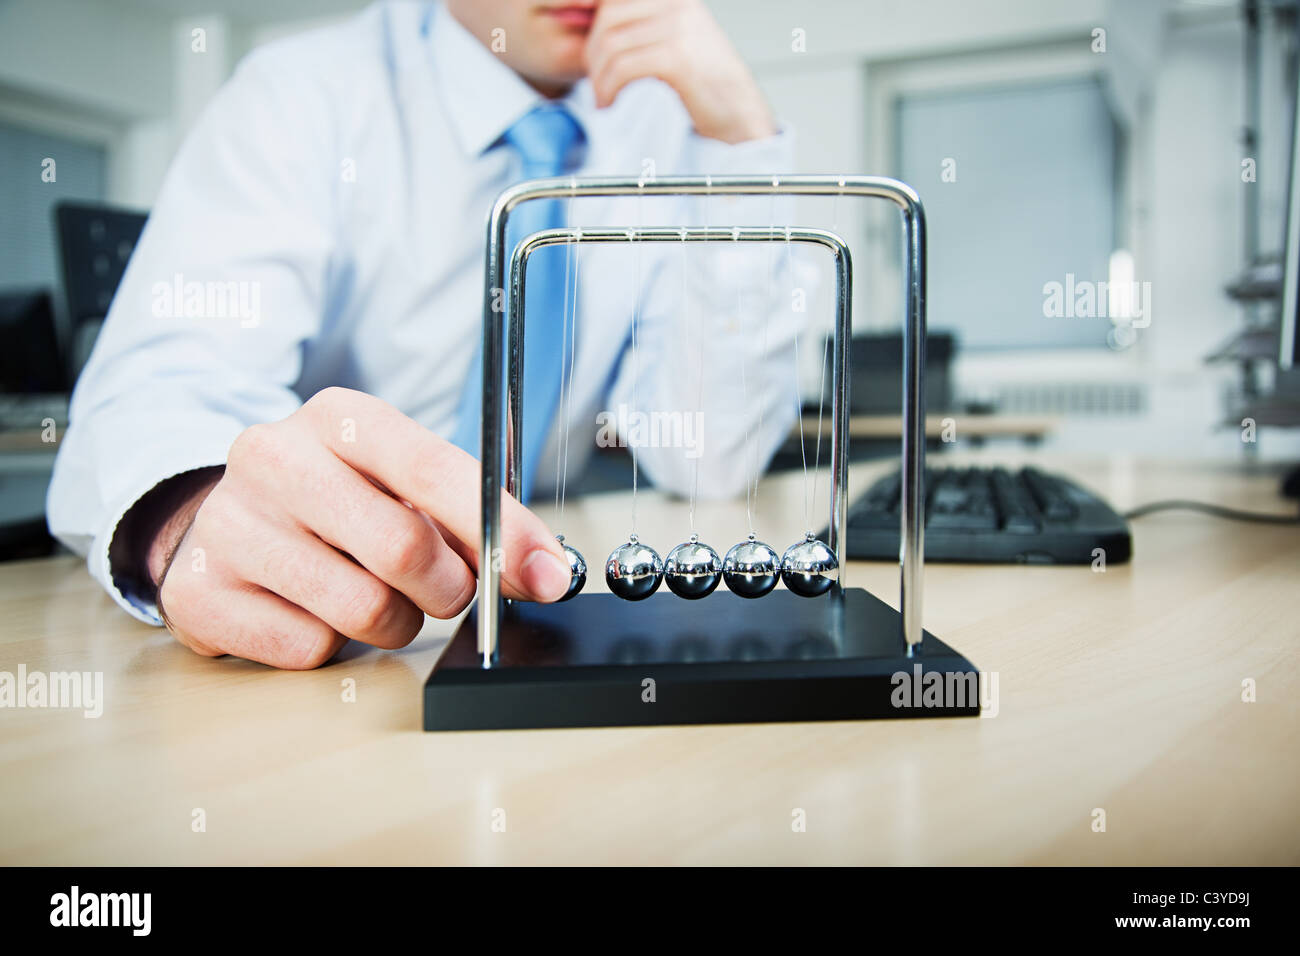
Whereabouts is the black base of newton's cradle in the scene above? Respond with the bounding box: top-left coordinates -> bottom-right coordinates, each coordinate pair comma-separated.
423,588 -> 979,731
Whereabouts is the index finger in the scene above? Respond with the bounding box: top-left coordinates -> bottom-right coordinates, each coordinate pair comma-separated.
303,388 -> 572,603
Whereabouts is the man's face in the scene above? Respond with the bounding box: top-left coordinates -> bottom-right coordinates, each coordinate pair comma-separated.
446,0 -> 597,97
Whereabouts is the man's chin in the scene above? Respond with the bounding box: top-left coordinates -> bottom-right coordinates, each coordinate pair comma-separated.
523,63 -> 588,98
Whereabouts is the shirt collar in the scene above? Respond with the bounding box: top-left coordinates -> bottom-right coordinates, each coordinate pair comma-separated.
428,1 -> 596,158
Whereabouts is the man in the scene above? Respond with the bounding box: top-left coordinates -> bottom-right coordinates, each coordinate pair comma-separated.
48,0 -> 804,669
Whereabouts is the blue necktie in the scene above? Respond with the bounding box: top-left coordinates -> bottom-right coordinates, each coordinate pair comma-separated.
452,105 -> 585,503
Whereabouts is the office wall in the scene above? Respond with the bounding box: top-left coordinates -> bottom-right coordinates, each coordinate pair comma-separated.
2,0 -> 1115,202
2,0 -> 1295,459
713,0 -> 1108,66
0,0 -> 228,210
0,0 -> 1121,201
1148,16 -> 1243,374
1067,12 -> 1300,461
0,0 -> 172,120
738,2 -> 1298,460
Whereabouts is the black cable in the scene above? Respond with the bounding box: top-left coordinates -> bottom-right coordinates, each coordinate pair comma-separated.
1123,499 -> 1300,524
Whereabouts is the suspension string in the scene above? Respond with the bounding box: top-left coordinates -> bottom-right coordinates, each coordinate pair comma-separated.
554,193 -> 576,516
766,192 -> 779,324
748,181 -> 782,525
786,228 -> 812,533
808,186 -> 842,534
760,183 -> 808,534
557,226 -> 581,523
689,183 -> 713,536
683,227 -> 704,536
629,228 -> 642,538
733,226 -> 756,535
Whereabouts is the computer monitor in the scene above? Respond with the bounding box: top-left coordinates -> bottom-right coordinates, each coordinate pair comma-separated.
0,289 -> 66,395
53,201 -> 148,380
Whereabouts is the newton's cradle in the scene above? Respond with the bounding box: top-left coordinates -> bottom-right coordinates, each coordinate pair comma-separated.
424,175 -> 980,731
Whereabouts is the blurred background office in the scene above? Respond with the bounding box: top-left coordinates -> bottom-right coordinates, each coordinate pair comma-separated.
2,0 -> 1299,563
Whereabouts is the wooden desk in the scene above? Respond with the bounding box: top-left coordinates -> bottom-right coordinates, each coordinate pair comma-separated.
1,453 -> 1297,864
0,431 -> 59,454
794,412 -> 1059,442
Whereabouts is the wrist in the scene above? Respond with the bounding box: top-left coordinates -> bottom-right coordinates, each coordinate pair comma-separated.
145,468 -> 224,587
709,109 -> 776,145
110,467 -> 225,593
689,73 -> 775,144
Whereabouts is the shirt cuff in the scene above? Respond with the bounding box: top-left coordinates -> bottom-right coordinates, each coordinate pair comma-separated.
89,445 -> 238,627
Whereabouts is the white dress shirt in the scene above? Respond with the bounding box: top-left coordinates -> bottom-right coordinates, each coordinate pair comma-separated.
47,0 -> 811,625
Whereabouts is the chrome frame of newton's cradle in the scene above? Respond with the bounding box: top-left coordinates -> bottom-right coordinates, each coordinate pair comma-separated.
508,226 -> 851,557
477,175 -> 927,668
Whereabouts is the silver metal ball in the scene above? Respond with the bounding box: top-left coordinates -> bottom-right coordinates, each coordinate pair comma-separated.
664,538 -> 723,599
604,537 -> 663,601
556,536 -> 586,602
781,536 -> 839,597
722,537 -> 780,599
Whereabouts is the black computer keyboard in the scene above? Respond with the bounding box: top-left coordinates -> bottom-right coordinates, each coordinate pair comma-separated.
843,465 -> 1132,564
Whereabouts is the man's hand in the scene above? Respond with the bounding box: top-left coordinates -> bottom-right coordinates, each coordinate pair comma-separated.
147,387 -> 572,669
586,0 -> 776,144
